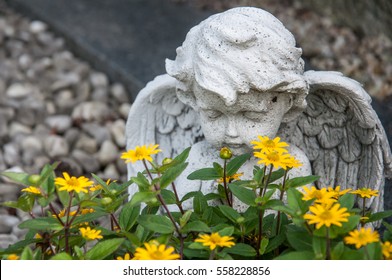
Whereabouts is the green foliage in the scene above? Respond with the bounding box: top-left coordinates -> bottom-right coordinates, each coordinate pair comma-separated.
1,143 -> 390,261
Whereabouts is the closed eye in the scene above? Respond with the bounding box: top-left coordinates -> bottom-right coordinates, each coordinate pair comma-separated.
203,110 -> 223,120
242,111 -> 264,120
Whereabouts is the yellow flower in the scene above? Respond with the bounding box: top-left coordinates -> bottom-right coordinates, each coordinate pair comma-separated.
121,144 -> 161,163
216,173 -> 243,184
350,188 -> 379,198
251,136 -> 289,153
53,208 -> 77,218
195,232 -> 235,250
281,155 -> 302,169
79,227 -> 103,240
344,227 -> 380,249
327,186 -> 352,199
302,186 -> 337,205
133,241 -> 180,260
21,186 -> 42,195
382,241 -> 392,259
80,208 -> 95,215
304,203 -> 350,229
7,254 -> 19,260
90,179 -> 113,192
254,150 -> 292,170
117,253 -> 131,260
55,172 -> 93,193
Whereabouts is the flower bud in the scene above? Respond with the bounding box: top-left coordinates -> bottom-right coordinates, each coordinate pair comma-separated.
162,157 -> 173,165
101,197 -> 113,205
28,174 -> 41,185
220,147 -> 232,160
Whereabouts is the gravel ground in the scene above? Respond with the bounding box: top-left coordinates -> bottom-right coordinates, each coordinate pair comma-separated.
1,0 -> 392,248
0,2 -> 131,247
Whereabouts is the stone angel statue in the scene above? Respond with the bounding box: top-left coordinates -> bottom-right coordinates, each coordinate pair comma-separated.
125,7 -> 392,214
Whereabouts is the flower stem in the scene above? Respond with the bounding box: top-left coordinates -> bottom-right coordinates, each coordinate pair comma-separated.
223,159 -> 232,207
326,228 -> 331,260
142,160 -> 184,259
262,165 -> 273,197
171,182 -> 185,215
275,170 -> 289,236
256,209 -> 264,259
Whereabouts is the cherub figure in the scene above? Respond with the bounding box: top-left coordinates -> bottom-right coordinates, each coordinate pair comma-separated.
126,7 -> 392,214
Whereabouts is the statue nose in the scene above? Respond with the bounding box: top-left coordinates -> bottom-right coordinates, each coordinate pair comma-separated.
226,117 -> 238,137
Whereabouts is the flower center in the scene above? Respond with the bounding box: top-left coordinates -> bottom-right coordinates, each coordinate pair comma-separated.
319,210 -> 332,220
266,151 -> 280,162
150,251 -> 165,260
67,178 -> 80,187
265,140 -> 275,148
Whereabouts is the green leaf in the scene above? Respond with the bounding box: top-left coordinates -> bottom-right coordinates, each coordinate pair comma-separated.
338,193 -> 355,210
334,215 -> 361,235
187,168 -> 221,180
137,214 -> 175,234
286,175 -> 319,189
91,173 -> 111,194
180,191 -> 199,203
129,191 -> 157,207
286,225 -> 312,251
179,210 -> 193,228
17,194 -> 35,212
312,236 -> 326,259
19,217 -> 63,231
119,203 -> 141,231
226,153 -> 251,176
160,162 -> 188,189
20,246 -> 34,260
259,237 -> 269,255
274,251 -> 315,260
367,210 -> 392,223
71,211 -> 107,226
50,252 -> 73,260
218,205 -> 242,224
229,184 -> 256,206
1,201 -> 18,209
0,171 -> 30,185
183,248 -> 209,259
218,226 -> 234,237
85,238 -> 124,260
160,189 -> 177,205
261,199 -> 284,210
365,241 -> 382,260
181,221 -> 211,233
172,147 -> 191,164
265,230 -> 286,254
268,168 -> 285,184
331,241 -> 345,260
213,162 -> 223,176
287,188 -> 308,214
224,243 -> 256,257
1,239 -> 37,254
193,191 -> 208,215
253,167 -> 265,185
131,172 -> 151,191
39,162 -> 59,193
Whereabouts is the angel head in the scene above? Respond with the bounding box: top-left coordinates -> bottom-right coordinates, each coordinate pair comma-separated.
166,7 -> 308,154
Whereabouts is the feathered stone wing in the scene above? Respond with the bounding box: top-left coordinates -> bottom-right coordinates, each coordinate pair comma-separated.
125,74 -> 204,194
282,70 -> 392,213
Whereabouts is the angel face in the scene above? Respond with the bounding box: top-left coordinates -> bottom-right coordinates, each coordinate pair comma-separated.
193,85 -> 293,155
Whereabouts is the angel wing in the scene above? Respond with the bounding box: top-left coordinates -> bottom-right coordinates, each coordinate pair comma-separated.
125,74 -> 204,192
282,70 -> 392,214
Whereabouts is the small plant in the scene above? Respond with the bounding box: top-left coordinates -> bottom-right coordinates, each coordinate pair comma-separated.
1,136 -> 392,260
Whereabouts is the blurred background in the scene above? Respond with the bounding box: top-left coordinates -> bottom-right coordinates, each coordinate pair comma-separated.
1,0 -> 391,245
